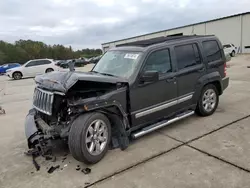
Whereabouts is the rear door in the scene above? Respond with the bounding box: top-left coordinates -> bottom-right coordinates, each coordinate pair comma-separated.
130,48 -> 178,127
174,43 -> 206,108
36,60 -> 52,74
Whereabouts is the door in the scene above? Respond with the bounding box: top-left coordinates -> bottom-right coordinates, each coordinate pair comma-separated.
23,60 -> 40,77
36,60 -> 52,75
130,48 -> 178,127
174,43 -> 205,108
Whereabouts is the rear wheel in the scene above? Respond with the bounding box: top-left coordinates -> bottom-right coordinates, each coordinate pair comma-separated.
231,50 -> 235,57
13,72 -> 22,80
45,68 -> 54,73
68,113 -> 111,164
196,84 -> 219,116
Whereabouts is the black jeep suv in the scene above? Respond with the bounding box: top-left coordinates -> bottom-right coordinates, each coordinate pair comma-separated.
25,35 -> 229,164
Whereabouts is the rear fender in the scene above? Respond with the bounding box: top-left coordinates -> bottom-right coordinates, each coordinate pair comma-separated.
193,71 -> 222,102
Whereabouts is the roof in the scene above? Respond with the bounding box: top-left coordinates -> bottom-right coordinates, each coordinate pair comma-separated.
110,46 -> 146,52
102,11 -> 250,46
116,35 -> 214,48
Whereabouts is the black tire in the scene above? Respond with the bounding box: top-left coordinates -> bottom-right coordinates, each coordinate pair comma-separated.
13,72 -> 22,80
45,68 -> 54,73
195,84 -> 219,116
231,50 -> 235,57
68,112 -> 111,164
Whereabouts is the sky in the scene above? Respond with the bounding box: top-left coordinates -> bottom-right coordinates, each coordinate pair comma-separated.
0,0 -> 250,49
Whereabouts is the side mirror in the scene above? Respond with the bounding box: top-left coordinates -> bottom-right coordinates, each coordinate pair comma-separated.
140,70 -> 159,84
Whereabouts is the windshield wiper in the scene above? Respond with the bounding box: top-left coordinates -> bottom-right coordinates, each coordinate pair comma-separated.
92,71 -> 117,77
99,72 -> 117,77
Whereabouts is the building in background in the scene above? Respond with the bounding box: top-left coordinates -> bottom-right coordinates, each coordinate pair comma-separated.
102,12 -> 250,53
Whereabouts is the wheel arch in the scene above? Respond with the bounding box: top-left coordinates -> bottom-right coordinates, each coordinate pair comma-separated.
193,72 -> 222,104
45,68 -> 54,73
12,71 -> 23,78
76,103 -> 130,150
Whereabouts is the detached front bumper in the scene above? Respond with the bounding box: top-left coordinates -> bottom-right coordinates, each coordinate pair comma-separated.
25,109 -> 43,148
25,109 -> 52,154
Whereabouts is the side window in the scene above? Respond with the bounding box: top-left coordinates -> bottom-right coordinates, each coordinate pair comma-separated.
143,49 -> 172,74
41,60 -> 52,65
36,60 -> 46,66
175,43 -> 201,70
203,40 -> 222,63
26,61 -> 37,67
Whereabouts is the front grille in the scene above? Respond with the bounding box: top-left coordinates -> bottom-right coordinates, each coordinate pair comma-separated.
33,88 -> 54,115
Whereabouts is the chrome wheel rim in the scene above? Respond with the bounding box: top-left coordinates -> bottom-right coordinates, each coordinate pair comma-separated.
202,89 -> 217,112
85,119 -> 108,156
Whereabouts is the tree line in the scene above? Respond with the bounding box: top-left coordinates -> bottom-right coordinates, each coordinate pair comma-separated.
0,40 -> 102,65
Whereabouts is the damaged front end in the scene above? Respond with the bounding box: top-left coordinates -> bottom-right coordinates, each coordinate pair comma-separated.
25,108 -> 52,155
25,70 -> 129,156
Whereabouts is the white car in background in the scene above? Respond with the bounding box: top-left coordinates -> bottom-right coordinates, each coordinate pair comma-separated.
223,43 -> 237,57
6,59 -> 61,80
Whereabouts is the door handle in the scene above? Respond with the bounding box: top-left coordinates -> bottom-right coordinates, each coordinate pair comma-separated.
166,77 -> 176,82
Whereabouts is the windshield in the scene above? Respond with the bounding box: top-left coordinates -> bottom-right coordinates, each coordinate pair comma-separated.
92,50 -> 142,78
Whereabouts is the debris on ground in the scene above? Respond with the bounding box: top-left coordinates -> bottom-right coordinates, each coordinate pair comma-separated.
247,66 -> 250,68
85,182 -> 90,186
76,165 -> 81,171
32,155 -> 40,171
0,106 -> 6,114
47,165 -> 60,174
62,156 -> 67,163
52,156 -> 56,162
45,156 -> 53,161
24,149 -> 40,171
64,164 -> 68,168
82,168 -> 91,174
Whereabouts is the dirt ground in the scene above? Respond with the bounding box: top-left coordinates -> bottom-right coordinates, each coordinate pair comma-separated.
1,55 -> 250,188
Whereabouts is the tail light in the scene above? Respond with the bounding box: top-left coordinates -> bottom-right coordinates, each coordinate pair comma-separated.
224,63 -> 227,77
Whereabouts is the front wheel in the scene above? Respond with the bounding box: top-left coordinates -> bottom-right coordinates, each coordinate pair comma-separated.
68,113 -> 111,164
13,72 -> 22,80
195,84 -> 219,116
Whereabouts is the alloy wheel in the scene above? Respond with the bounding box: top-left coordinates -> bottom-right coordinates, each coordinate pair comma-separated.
85,119 -> 108,156
202,89 -> 217,112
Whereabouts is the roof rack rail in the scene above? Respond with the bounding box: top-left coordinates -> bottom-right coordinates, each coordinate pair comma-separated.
116,35 -> 214,47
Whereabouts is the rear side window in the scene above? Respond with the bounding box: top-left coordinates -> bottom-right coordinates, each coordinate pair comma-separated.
203,40 -> 222,63
175,43 -> 201,70
143,49 -> 172,74
42,60 -> 52,65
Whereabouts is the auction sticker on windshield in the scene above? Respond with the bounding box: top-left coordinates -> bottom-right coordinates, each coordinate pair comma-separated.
124,53 -> 139,60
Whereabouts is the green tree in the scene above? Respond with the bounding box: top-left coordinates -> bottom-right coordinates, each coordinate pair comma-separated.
0,39 -> 102,65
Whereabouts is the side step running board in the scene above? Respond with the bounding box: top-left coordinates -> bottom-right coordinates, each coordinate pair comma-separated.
132,111 -> 194,139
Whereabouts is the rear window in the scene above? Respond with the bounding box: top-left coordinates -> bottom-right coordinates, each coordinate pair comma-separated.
203,40 -> 222,63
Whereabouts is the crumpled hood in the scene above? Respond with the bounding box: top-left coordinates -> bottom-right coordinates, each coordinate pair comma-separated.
35,71 -> 128,93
